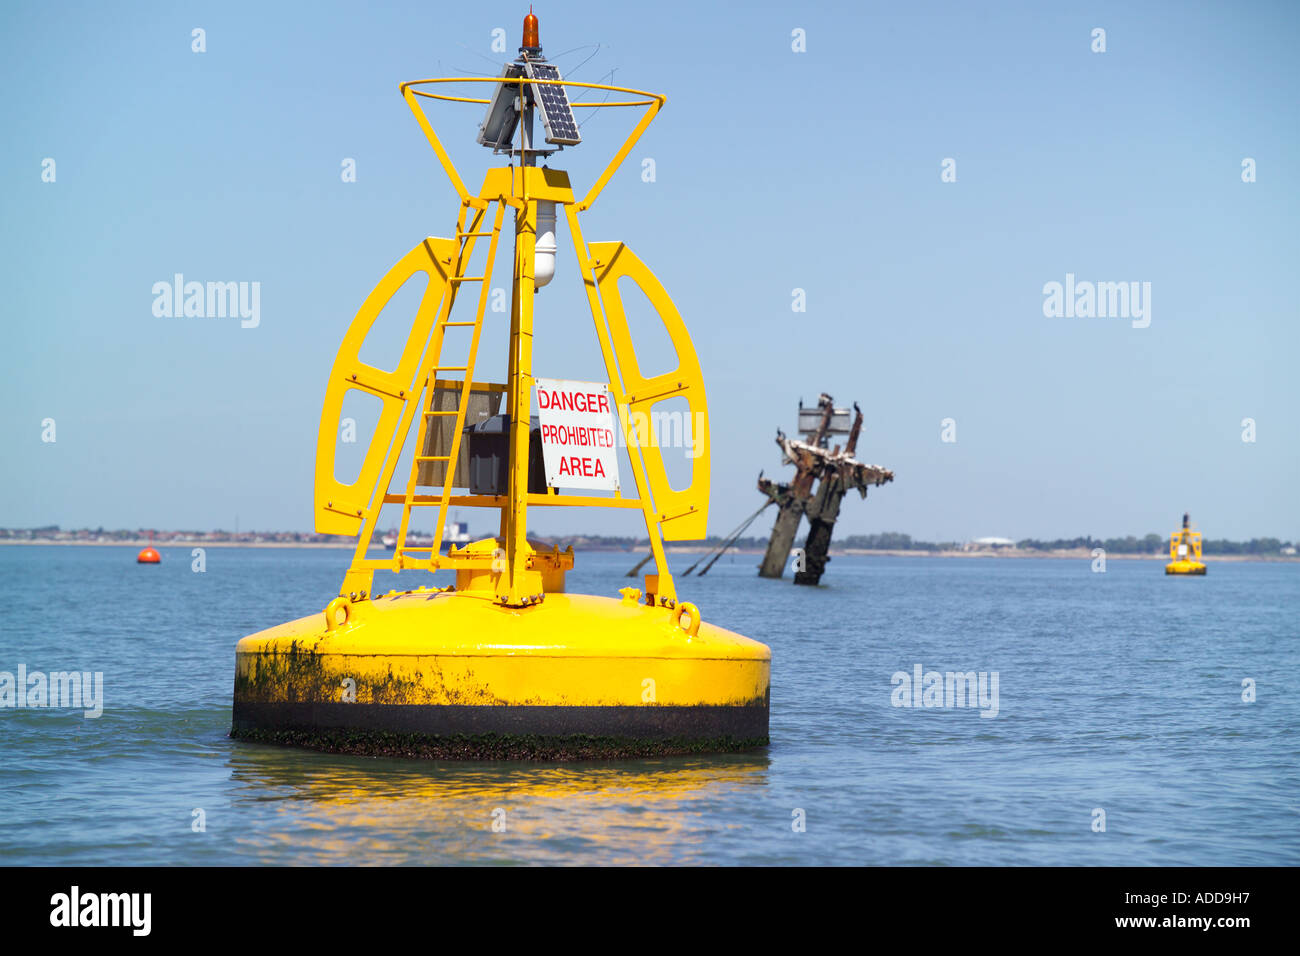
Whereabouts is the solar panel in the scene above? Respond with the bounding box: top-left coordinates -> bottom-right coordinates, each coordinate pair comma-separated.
477,63 -> 524,151
525,62 -> 581,146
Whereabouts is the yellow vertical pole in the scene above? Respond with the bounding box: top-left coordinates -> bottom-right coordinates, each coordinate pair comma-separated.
501,181 -> 537,605
564,204 -> 677,604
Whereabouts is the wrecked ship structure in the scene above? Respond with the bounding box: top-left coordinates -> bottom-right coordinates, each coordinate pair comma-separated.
758,394 -> 894,585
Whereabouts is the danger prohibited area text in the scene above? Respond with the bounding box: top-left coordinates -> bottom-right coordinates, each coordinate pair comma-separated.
534,377 -> 621,491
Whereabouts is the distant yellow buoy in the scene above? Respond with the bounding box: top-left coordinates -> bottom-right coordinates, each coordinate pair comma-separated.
1165,512 -> 1206,575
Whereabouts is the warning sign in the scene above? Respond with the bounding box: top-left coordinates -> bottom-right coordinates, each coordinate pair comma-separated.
534,377 -> 620,491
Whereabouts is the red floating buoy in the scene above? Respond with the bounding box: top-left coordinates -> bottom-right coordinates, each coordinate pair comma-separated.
137,547 -> 160,564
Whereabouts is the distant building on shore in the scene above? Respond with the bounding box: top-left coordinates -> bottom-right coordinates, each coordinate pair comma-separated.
964,536 -> 1017,551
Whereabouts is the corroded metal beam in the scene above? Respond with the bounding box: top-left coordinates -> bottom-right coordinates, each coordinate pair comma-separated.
759,397 -> 894,584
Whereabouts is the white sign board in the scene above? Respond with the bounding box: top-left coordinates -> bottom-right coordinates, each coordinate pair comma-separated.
534,377 -> 620,491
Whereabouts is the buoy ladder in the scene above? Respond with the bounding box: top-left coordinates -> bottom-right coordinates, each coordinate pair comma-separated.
388,198 -> 505,570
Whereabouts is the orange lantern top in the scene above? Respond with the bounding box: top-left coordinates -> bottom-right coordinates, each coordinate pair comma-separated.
522,8 -> 539,50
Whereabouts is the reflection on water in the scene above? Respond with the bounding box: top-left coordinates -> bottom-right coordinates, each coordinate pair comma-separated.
226,740 -> 771,865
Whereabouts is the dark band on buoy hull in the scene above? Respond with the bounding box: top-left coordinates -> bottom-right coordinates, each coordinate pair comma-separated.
231,700 -> 769,759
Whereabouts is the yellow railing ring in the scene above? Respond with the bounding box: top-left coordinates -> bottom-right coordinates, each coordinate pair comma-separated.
675,602 -> 702,638
324,596 -> 352,632
397,75 -> 667,212
400,75 -> 664,110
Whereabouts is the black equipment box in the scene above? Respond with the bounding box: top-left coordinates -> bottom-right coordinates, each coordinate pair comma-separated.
464,413 -> 547,496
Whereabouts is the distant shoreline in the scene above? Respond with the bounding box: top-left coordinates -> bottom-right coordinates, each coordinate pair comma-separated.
834,548 -> 1295,563
1,540 -> 1294,563
0,540 -> 361,549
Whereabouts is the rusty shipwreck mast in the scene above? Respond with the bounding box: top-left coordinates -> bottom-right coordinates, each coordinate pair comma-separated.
757,394 -> 894,585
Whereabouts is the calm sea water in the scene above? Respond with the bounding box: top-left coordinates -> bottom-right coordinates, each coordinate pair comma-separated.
0,544 -> 1296,866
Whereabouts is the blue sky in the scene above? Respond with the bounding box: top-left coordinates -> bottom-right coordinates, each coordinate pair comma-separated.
2,0 -> 1296,542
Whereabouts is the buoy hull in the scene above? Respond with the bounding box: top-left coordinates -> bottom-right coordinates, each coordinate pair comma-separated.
231,591 -> 770,759
1165,560 -> 1207,575
137,548 -> 160,564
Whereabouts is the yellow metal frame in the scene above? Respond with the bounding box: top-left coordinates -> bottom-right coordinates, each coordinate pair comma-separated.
1169,528 -> 1203,563
399,76 -> 665,212
313,76 -> 707,608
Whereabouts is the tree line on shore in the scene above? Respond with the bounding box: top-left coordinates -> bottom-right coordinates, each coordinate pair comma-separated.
5,526 -> 1294,556
539,531 -> 1296,555
839,533 -> 1295,555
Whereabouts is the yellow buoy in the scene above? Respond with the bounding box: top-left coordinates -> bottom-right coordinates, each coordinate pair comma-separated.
231,12 -> 771,758
1165,512 -> 1207,575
